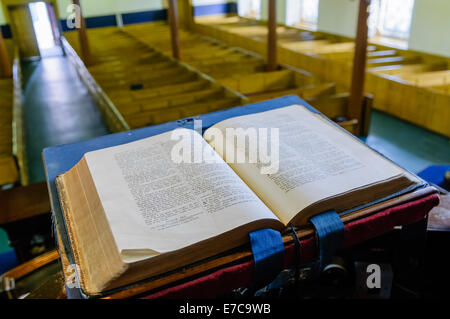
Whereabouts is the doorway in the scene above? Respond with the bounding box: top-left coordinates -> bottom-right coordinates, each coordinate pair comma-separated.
28,1 -> 62,57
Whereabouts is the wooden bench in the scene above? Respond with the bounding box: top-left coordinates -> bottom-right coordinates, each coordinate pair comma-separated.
124,22 -> 371,136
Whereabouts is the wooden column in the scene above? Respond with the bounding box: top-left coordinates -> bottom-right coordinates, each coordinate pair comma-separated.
0,27 -> 12,78
349,0 -> 370,135
168,0 -> 181,60
73,0 -> 92,66
267,0 -> 278,71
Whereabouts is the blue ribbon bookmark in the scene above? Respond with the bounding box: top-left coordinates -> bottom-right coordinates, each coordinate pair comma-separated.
249,229 -> 285,289
309,210 -> 345,272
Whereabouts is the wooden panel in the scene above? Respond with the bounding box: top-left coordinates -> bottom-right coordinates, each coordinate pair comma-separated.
63,27 -> 248,130
123,22 -> 370,135
12,48 -> 27,185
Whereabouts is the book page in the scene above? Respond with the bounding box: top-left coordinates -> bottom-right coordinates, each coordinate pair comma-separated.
83,130 -> 279,261
204,105 -> 406,225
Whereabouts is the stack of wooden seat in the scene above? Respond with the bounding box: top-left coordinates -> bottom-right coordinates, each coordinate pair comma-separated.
194,15 -> 450,137
65,28 -> 246,129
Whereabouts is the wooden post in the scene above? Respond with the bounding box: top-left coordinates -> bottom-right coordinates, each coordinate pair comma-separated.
267,0 -> 277,71
349,0 -> 370,135
73,0 -> 92,66
168,0 -> 181,60
0,27 -> 12,78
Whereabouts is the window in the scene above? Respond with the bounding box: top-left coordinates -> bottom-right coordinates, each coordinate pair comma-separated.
238,0 -> 262,20
286,0 -> 319,28
369,0 -> 415,40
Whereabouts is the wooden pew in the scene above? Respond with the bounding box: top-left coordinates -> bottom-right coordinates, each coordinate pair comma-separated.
430,84 -> 450,94
124,22 -> 368,136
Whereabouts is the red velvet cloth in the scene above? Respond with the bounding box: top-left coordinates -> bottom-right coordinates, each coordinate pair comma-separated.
142,193 -> 440,299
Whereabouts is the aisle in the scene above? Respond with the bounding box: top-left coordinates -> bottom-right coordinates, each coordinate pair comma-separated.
21,55 -> 109,184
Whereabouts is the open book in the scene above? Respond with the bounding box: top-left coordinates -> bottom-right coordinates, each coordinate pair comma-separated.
56,105 -> 419,295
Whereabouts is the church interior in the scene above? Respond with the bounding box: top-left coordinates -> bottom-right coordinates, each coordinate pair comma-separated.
0,0 -> 449,300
